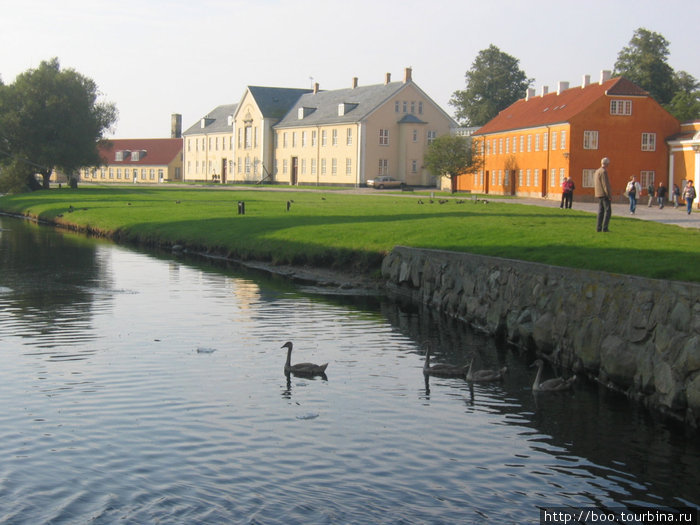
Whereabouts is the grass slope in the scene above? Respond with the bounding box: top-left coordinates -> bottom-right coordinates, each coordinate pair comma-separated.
1,186 -> 699,282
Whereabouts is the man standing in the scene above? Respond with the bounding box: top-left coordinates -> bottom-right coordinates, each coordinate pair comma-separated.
594,157 -> 612,232
657,181 -> 667,209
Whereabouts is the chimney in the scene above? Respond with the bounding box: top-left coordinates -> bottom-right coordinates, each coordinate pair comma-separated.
582,74 -> 591,88
540,86 -> 549,97
313,82 -> 319,94
600,70 -> 612,84
385,72 -> 391,85
557,81 -> 570,95
171,113 -> 182,139
352,77 -> 358,89
525,88 -> 536,101
403,67 -> 412,83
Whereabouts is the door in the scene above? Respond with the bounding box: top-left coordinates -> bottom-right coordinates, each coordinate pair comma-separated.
221,158 -> 228,184
291,157 -> 298,185
541,169 -> 548,197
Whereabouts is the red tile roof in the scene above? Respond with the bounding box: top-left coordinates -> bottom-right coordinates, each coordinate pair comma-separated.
98,138 -> 182,166
475,77 -> 648,135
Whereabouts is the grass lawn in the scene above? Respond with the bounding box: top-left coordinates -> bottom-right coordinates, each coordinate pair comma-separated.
1,186 -> 699,282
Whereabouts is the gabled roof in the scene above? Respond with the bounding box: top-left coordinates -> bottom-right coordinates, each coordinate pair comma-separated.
98,138 -> 182,165
183,104 -> 238,136
240,87 -> 313,119
475,77 -> 649,135
274,81 -> 410,128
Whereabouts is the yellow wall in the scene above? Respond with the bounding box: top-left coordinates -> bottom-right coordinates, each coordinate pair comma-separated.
233,91 -> 268,182
183,130 -> 233,182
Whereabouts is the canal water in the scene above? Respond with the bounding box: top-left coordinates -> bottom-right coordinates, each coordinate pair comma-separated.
0,215 -> 698,524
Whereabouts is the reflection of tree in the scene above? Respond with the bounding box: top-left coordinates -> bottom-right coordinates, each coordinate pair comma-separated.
0,217 -> 108,348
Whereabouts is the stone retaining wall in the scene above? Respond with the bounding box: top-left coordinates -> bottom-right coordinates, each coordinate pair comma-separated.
381,246 -> 700,427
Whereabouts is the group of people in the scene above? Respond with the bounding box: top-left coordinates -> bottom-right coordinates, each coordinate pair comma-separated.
595,157 -> 697,232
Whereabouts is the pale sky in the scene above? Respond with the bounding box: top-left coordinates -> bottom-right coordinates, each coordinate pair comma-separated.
2,0 -> 698,138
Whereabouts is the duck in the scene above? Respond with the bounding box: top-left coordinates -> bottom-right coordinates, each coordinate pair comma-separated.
530,359 -> 576,392
281,341 -> 328,377
466,358 -> 507,382
422,343 -> 468,378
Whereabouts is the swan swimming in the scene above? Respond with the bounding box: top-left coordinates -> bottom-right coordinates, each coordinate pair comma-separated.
422,343 -> 468,378
531,359 -> 576,392
466,358 -> 507,382
281,341 -> 328,377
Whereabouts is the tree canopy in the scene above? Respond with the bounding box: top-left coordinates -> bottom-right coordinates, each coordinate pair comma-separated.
0,58 -> 117,191
449,45 -> 532,127
423,134 -> 482,192
614,28 -> 699,120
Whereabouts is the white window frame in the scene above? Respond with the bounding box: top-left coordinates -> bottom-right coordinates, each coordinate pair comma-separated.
583,130 -> 599,150
379,129 -> 389,146
640,170 -> 655,187
610,99 -> 632,116
641,133 -> 656,152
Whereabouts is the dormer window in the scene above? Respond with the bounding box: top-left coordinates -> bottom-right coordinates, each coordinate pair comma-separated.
298,107 -> 316,119
115,150 -> 130,161
132,150 -> 146,161
337,103 -> 357,116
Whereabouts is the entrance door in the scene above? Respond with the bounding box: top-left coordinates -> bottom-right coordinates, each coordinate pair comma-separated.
221,158 -> 228,184
541,169 -> 548,197
291,157 -> 298,185
484,171 -> 490,194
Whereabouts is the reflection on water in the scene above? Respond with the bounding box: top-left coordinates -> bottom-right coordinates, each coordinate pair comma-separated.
0,215 -> 698,524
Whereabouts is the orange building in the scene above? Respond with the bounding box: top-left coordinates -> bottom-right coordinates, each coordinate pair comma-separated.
457,72 -> 680,202
668,121 -> 700,209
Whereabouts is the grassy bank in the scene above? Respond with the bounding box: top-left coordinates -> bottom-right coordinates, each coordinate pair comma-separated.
1,186 -> 699,282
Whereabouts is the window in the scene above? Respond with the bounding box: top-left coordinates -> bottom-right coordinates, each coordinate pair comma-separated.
332,129 -> 338,146
640,170 -> 655,187
395,101 -> 399,112
641,133 -> 656,151
347,128 -> 352,146
610,99 -> 632,115
149,169 -> 155,180
109,168 -> 114,179
245,157 -> 251,174
499,138 -> 503,154
560,130 -> 567,150
378,159 -> 388,175
332,158 -> 337,175
559,168 -> 565,184
312,130 -> 317,146
543,132 -> 548,151
512,136 -> 517,152
117,168 -> 122,179
518,170 -> 523,186
527,135 -> 532,152
321,158 -> 327,175
418,102 -> 423,114
379,129 -> 389,146
301,131 -> 307,147
519,135 -> 524,152
583,131 -> 599,150
526,169 -> 531,186
427,131 -> 436,145
551,131 -> 557,150
311,158 -> 317,175
402,101 -> 407,113
534,169 -> 539,186
245,126 -> 252,148
410,101 -> 415,114
582,169 -> 596,187
282,159 -> 288,174
322,130 -> 328,146
292,132 -> 297,148
411,160 -> 417,173
346,158 -> 352,175
301,159 -> 306,175
505,137 -> 509,154
535,134 -> 539,152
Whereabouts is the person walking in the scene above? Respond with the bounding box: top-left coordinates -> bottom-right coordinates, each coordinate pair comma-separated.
565,177 -> 575,209
683,180 -> 696,215
626,176 -> 641,215
647,182 -> 655,207
657,182 -> 667,209
672,183 -> 681,208
594,157 -> 612,232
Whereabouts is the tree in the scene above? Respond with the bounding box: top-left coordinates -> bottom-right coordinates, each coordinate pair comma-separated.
666,71 -> 700,122
614,28 -> 677,107
450,45 -> 532,126
423,134 -> 482,192
0,58 -> 117,191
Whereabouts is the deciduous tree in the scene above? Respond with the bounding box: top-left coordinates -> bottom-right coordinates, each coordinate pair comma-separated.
423,134 -> 482,193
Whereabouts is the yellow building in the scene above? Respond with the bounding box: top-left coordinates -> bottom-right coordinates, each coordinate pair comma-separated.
232,86 -> 312,183
273,68 -> 456,186
668,121 -> 700,209
79,137 -> 183,183
182,104 -> 237,183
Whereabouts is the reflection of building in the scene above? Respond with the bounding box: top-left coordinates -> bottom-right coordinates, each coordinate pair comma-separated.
182,104 -> 237,183
274,68 -> 456,186
81,138 -> 183,183
667,121 -> 700,209
457,72 -> 680,201
78,114 -> 183,184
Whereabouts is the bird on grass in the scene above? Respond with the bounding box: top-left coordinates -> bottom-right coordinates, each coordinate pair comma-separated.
281,341 -> 328,377
466,358 -> 507,383
530,359 -> 576,392
422,343 -> 467,378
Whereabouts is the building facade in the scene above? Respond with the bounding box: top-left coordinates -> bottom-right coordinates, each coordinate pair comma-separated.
458,72 -> 680,201
273,68 -> 456,186
182,104 -> 237,183
79,138 -> 183,183
668,121 -> 700,209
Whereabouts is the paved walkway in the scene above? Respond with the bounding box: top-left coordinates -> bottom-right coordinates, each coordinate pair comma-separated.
510,196 -> 700,229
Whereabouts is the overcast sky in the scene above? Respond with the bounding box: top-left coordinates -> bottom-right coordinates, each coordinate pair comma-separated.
2,0 -> 698,138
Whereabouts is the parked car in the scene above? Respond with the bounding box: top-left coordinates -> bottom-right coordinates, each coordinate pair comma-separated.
367,176 -> 404,189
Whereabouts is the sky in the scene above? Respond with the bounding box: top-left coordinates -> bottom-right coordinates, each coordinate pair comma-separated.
2,0 -> 698,138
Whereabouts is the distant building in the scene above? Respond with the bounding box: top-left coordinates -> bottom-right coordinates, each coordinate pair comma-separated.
273,68 -> 457,186
182,104 -> 237,183
667,121 -> 700,209
80,137 -> 183,184
458,71 -> 680,201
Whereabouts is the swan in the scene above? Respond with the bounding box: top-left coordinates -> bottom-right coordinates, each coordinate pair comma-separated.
530,359 -> 576,392
281,341 -> 328,377
466,358 -> 507,382
422,343 -> 468,378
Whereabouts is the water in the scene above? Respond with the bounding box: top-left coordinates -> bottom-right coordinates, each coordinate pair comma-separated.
0,215 -> 698,524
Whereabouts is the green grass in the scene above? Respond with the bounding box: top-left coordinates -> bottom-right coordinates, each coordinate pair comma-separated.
1,186 -> 699,282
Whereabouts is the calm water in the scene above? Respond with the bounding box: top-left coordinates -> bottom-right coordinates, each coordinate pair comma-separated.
0,215 -> 698,524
